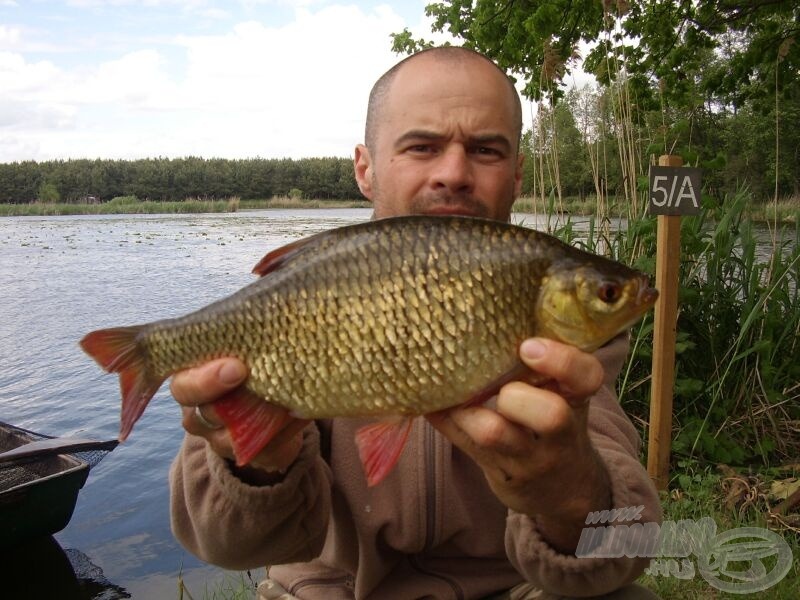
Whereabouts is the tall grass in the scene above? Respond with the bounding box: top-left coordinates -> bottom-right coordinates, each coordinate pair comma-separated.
0,196 -> 371,216
512,194 -> 799,224
551,190 -> 799,466
666,193 -> 800,465
0,197 -> 241,216
238,197 -> 370,210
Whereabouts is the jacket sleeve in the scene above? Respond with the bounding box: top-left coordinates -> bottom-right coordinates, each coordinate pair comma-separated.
169,424 -> 333,570
504,334 -> 663,596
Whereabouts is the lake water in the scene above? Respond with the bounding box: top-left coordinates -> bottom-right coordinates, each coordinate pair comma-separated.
0,209 -> 376,597
0,208 -> 789,597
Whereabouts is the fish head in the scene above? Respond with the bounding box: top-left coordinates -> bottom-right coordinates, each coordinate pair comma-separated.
535,260 -> 658,352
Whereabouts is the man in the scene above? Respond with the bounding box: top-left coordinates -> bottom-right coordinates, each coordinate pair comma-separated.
169,47 -> 662,599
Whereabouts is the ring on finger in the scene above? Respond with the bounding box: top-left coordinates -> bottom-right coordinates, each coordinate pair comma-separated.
195,405 -> 223,430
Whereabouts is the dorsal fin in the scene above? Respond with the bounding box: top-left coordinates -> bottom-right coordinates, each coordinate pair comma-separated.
251,237 -> 312,277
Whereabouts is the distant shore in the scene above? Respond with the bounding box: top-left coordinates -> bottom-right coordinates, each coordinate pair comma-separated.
0,197 -> 370,217
1,195 -> 796,223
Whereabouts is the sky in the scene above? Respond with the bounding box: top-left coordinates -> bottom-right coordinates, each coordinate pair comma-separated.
0,0 -> 443,162
0,0 -> 494,163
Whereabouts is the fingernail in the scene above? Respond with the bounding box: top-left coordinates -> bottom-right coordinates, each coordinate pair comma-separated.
218,361 -> 246,385
521,339 -> 546,361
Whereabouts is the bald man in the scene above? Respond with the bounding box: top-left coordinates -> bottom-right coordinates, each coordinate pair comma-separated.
169,47 -> 662,600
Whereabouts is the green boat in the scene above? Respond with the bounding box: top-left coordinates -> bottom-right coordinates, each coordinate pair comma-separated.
0,421 -> 117,550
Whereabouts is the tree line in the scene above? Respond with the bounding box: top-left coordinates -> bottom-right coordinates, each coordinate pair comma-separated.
521,83 -> 800,203
0,156 -> 362,204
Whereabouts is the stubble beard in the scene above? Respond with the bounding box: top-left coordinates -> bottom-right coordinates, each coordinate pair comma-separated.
371,176 -> 512,220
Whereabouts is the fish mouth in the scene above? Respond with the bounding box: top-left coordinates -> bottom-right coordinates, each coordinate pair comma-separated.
636,275 -> 659,307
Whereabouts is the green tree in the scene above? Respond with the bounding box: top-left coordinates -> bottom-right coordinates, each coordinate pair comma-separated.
37,181 -> 60,203
394,1 -> 799,109
393,1 -> 799,202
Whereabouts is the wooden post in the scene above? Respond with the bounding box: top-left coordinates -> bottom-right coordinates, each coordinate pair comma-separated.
647,154 -> 683,490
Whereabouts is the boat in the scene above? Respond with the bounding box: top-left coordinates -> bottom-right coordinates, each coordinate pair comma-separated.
0,420 -> 117,550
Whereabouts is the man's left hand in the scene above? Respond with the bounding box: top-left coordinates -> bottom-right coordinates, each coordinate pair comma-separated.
426,337 -> 611,554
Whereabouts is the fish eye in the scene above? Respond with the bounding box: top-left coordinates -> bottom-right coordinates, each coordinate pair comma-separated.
598,282 -> 621,304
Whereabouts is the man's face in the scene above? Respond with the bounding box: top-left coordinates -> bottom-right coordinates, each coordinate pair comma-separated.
355,55 -> 523,222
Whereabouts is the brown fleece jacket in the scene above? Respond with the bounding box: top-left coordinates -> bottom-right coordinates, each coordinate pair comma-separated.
170,334 -> 662,599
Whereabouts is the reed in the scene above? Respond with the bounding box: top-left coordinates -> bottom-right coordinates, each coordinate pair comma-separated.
552,190 -> 800,466
238,197 -> 370,210
0,198 -> 240,216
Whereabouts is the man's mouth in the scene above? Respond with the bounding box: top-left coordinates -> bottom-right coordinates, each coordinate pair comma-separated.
421,205 -> 483,217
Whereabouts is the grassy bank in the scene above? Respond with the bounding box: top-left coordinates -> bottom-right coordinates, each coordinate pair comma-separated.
0,196 -> 370,216
640,462 -> 800,598
238,197 -> 370,210
4,194 -> 795,221
0,197 -> 241,216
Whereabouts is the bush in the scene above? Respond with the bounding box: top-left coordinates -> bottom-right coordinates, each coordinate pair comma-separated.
37,182 -> 60,203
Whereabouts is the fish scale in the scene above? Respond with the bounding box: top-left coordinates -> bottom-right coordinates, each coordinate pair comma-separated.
172,221 -> 522,415
80,215 -> 658,486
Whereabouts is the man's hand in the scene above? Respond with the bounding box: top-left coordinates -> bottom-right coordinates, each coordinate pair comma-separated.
426,338 -> 611,553
171,358 -> 306,481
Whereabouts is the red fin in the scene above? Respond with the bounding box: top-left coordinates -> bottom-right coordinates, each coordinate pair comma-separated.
80,327 -> 165,442
251,237 -> 311,277
213,392 -> 292,466
355,418 -> 414,487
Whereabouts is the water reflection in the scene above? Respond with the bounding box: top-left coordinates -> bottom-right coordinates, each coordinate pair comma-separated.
0,536 -> 131,599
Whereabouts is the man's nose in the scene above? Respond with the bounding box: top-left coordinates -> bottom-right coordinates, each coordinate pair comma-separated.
431,146 -> 474,193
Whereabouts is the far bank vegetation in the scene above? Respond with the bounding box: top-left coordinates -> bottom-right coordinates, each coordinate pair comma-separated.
0,78 -> 797,223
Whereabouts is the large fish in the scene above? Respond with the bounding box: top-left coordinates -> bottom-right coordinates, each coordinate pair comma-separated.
80,215 -> 657,485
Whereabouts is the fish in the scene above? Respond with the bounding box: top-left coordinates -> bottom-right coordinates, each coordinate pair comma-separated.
80,215 -> 658,486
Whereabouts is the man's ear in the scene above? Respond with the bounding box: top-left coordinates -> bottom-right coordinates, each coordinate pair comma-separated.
354,144 -> 374,200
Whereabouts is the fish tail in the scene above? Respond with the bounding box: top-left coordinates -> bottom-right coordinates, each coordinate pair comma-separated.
80,326 -> 165,442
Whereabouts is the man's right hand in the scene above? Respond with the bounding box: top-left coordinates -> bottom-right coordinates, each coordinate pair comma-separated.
170,357 -> 306,478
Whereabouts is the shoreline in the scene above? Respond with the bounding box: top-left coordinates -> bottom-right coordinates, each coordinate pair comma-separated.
0,196 -> 796,224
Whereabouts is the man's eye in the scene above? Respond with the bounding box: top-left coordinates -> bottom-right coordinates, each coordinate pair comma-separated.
473,146 -> 502,157
408,145 -> 434,153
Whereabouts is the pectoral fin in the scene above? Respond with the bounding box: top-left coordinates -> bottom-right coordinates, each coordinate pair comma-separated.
213,392 -> 293,466
251,237 -> 311,277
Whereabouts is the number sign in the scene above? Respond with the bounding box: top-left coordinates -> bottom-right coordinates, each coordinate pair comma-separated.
648,166 -> 702,215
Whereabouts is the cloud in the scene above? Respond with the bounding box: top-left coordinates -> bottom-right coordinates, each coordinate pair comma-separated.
66,0 -> 210,7
166,4 -> 407,158
0,25 -> 21,49
0,4 -> 412,161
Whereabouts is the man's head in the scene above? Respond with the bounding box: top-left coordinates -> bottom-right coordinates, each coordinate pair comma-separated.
355,47 -> 524,221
